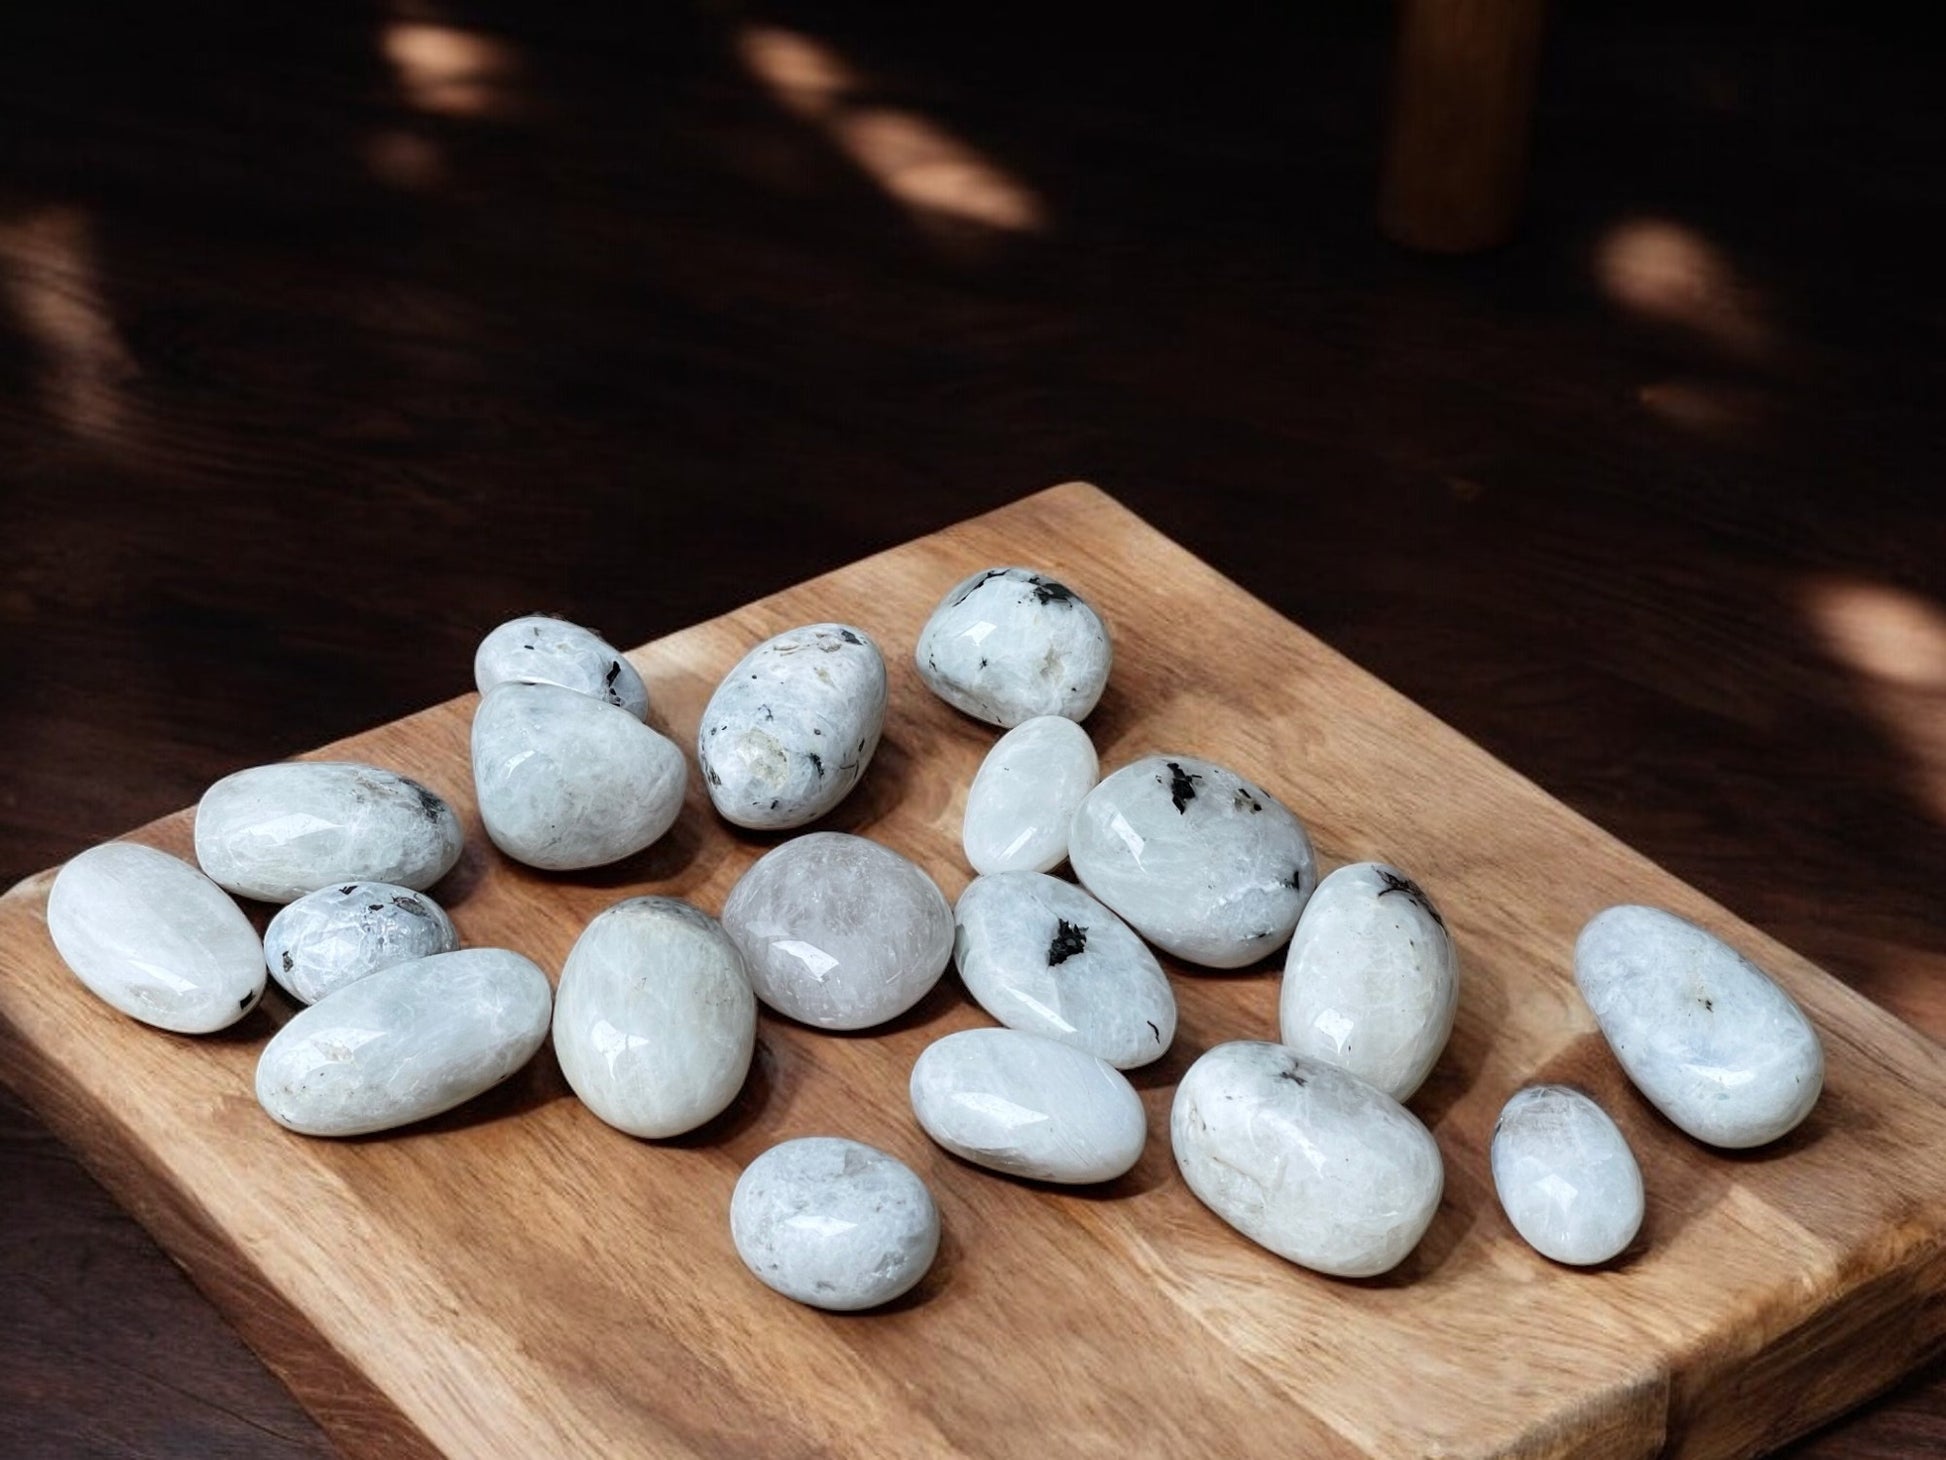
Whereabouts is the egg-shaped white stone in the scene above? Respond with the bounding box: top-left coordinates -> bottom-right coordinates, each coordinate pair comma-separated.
961,716 -> 1098,874
914,566 -> 1112,727
474,614 -> 649,719
1491,1085 -> 1644,1266
263,881 -> 459,1005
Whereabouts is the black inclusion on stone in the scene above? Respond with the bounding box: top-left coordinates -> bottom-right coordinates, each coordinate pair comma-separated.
1278,1065 -> 1308,1088
1146,1020 -> 1161,1043
1047,920 -> 1088,965
393,895 -> 427,917
1028,577 -> 1078,606
411,782 -> 446,824
368,903 -> 384,912
950,568 -> 1012,607
839,628 -> 862,645
604,661 -> 621,686
338,885 -> 358,896
808,752 -> 824,778
1164,761 -> 1201,813
1233,786 -> 1263,814
281,951 -> 294,973
1375,869 -> 1445,930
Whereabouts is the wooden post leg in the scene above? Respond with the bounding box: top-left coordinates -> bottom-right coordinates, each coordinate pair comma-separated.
1380,0 -> 1550,253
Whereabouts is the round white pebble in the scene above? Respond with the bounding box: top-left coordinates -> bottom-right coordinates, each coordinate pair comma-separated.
914,566 -> 1112,727
961,715 -> 1099,875
474,614 -> 649,719
1491,1085 -> 1644,1266
263,881 -> 459,1005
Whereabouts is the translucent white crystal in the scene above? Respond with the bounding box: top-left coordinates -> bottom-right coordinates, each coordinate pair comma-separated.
961,715 -> 1098,874
914,566 -> 1112,727
474,614 -> 649,719
263,881 -> 458,1005
1491,1085 -> 1644,1266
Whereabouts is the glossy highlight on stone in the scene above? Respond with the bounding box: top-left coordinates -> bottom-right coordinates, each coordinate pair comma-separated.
474,614 -> 650,719
915,565 -> 1112,727
961,715 -> 1098,874
1491,1085 -> 1644,1266
263,881 -> 459,1005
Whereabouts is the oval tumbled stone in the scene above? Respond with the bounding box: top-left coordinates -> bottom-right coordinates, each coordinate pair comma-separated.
961,715 -> 1098,875
263,882 -> 459,1005
914,566 -> 1112,727
1491,1085 -> 1644,1266
553,897 -> 756,1138
47,842 -> 266,1033
474,613 -> 650,719
1171,1041 -> 1443,1277
255,948 -> 552,1137
195,761 -> 464,903
1574,904 -> 1823,1149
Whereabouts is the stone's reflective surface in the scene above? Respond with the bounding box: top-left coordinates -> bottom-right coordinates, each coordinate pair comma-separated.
961,716 -> 1098,874
1575,904 -> 1823,1149
1171,1041 -> 1443,1277
1278,861 -> 1458,1101
473,614 -> 649,719
553,897 -> 755,1138
720,833 -> 953,1030
910,1027 -> 1147,1184
471,682 -> 687,871
48,842 -> 266,1033
953,872 -> 1175,1068
1068,754 -> 1316,969
697,623 -> 885,831
194,762 -> 464,903
255,948 -> 552,1137
1491,1085 -> 1644,1266
914,565 -> 1112,727
730,1137 -> 939,1311
263,881 -> 458,1005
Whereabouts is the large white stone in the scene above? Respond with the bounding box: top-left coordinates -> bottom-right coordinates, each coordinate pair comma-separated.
720,833 -> 953,1031
953,871 -> 1175,1068
1490,1085 -> 1644,1266
1068,754 -> 1316,969
471,681 -> 687,870
961,716 -> 1098,875
914,566 -> 1112,727
255,947 -> 552,1137
47,842 -> 266,1033
1171,1041 -> 1443,1277
474,614 -> 649,719
1575,904 -> 1823,1149
697,623 -> 885,830
263,881 -> 459,1005
552,897 -> 755,1138
195,762 -> 464,903
730,1136 -> 939,1311
1278,861 -> 1458,1101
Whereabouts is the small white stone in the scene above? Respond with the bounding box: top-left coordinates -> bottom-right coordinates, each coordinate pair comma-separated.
471,682 -> 687,871
255,947 -> 552,1137
553,897 -> 755,1138
47,842 -> 266,1033
1575,904 -> 1823,1149
915,566 -> 1112,727
474,614 -> 649,719
195,762 -> 464,903
1491,1085 -> 1644,1266
953,872 -> 1175,1068
697,623 -> 886,830
731,1137 -> 939,1311
263,882 -> 459,1005
1171,1041 -> 1443,1277
720,833 -> 953,1031
961,716 -> 1098,874
1069,755 -> 1316,969
1278,862 -> 1458,1101
910,1027 -> 1147,1184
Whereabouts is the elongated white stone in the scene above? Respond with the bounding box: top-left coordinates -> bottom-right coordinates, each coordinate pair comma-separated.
953,872 -> 1175,1068
1575,904 -> 1823,1149
961,716 -> 1098,874
1171,1041 -> 1443,1277
195,762 -> 464,903
730,1137 -> 939,1311
471,681 -> 687,870
1069,754 -> 1316,968
1491,1085 -> 1644,1266
47,842 -> 266,1033
474,614 -> 649,719
553,897 -> 755,1138
255,947 -> 552,1137
915,566 -> 1112,727
263,882 -> 459,1005
697,623 -> 885,830
1278,861 -> 1458,1101
720,833 -> 953,1031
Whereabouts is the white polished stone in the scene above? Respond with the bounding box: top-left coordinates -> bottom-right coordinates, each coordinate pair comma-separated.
553,896 -> 756,1138
263,881 -> 459,1005
720,833 -> 953,1031
910,1027 -> 1147,1184
471,681 -> 687,871
47,842 -> 266,1033
1575,904 -> 1823,1149
255,947 -> 552,1137
961,716 -> 1098,874
1171,1041 -> 1443,1277
474,614 -> 649,719
1278,861 -> 1458,1101
1491,1085 -> 1644,1266
1068,754 -> 1316,969
195,762 -> 464,903
697,623 -> 885,831
731,1137 -> 939,1311
953,871 -> 1175,1068
914,566 -> 1112,727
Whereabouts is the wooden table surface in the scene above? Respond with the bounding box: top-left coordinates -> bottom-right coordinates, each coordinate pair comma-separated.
0,1 -> 1940,1455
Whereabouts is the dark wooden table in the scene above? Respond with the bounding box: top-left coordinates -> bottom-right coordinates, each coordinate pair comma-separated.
2,1 -> 1940,1454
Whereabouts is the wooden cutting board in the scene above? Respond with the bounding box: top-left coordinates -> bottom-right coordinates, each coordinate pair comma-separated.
2,483 -> 1942,1459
